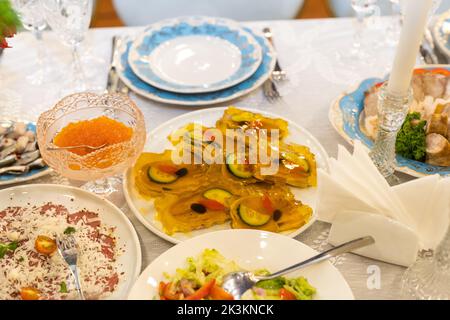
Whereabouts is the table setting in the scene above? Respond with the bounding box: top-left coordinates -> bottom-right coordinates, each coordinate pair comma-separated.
0,0 -> 449,301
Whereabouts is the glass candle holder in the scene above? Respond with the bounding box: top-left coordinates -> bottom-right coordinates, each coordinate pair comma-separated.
369,82 -> 412,184
402,226 -> 450,299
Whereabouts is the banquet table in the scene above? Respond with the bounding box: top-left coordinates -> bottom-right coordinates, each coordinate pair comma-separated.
0,17 -> 417,300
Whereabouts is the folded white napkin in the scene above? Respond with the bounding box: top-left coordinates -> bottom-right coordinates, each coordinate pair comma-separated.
318,141 -> 450,267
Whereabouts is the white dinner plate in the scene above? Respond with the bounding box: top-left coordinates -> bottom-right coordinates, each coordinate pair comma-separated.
0,184 -> 141,300
127,229 -> 354,300
129,17 -> 262,93
123,107 -> 330,244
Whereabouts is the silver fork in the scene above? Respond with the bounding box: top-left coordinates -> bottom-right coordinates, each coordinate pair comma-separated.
262,77 -> 281,103
263,27 -> 287,81
57,235 -> 85,300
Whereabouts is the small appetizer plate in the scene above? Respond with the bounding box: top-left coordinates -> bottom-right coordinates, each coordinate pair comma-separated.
129,16 -> 262,93
0,122 -> 52,186
123,107 -> 330,244
117,27 -> 275,106
329,65 -> 450,178
128,229 -> 354,300
0,184 -> 142,299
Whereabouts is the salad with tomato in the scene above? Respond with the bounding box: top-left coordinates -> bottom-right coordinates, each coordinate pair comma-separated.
158,249 -> 316,300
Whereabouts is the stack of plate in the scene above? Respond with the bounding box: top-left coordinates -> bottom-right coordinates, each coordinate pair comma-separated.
117,16 -> 276,106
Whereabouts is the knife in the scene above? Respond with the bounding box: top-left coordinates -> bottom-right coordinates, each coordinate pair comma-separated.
106,36 -> 121,93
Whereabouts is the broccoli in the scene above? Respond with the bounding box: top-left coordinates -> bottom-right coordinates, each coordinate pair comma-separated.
395,112 -> 427,162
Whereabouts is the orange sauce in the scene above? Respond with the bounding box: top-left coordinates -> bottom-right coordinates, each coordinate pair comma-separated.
53,116 -> 133,156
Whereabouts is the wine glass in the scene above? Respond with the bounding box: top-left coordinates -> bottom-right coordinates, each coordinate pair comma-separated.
350,0 -> 377,59
36,92 -> 146,203
12,0 -> 56,85
41,0 -> 93,94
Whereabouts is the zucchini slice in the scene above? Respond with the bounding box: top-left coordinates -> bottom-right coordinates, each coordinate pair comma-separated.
238,204 -> 272,227
147,166 -> 178,184
203,188 -> 232,205
226,154 -> 253,179
281,152 -> 310,173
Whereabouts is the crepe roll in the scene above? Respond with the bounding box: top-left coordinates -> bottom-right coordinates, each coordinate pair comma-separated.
423,72 -> 447,99
411,74 -> 425,102
363,86 -> 380,117
426,133 -> 450,166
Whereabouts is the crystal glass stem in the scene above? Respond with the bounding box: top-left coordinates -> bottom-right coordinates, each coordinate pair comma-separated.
71,44 -> 86,92
402,224 -> 450,299
369,82 -> 412,182
352,10 -> 364,56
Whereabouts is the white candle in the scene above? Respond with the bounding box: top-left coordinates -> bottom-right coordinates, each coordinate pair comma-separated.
387,0 -> 433,96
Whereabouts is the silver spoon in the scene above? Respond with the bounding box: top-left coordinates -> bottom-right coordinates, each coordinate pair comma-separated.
222,236 -> 375,299
46,143 -> 107,152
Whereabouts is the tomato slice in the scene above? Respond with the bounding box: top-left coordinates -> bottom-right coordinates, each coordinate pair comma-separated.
184,279 -> 216,300
20,287 -> 40,300
35,235 -> 57,255
210,285 -> 234,300
198,199 -> 225,211
280,288 -> 296,300
262,194 -> 274,214
163,282 -> 182,300
158,164 -> 179,174
159,282 -> 167,300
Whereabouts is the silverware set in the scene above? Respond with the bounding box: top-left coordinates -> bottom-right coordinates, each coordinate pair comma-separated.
106,36 -> 129,95
262,27 -> 286,103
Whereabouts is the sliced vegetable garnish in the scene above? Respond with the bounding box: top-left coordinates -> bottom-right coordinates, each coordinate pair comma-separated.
34,235 -> 57,255
148,166 -> 178,184
60,282 -> 68,293
163,282 -> 182,300
190,203 -> 207,214
63,226 -> 76,235
203,188 -> 232,205
262,194 -> 274,214
226,153 -> 253,179
280,288 -> 296,300
210,285 -> 234,300
20,287 -> 40,300
158,164 -> 179,174
238,204 -> 272,227
198,199 -> 226,211
0,241 -> 18,259
185,279 -> 216,300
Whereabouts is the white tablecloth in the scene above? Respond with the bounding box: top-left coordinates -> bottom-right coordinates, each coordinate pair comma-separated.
0,17 -> 415,299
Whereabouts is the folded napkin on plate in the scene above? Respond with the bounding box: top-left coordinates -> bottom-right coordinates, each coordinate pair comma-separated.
317,141 -> 450,267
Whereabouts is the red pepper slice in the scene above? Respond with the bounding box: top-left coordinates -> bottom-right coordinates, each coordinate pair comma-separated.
280,288 -> 296,300
262,194 -> 274,214
163,282 -> 182,300
158,164 -> 179,174
184,279 -> 216,300
199,199 -> 225,211
210,285 -> 234,300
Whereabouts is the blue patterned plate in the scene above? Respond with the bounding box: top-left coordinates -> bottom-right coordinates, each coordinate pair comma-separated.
0,122 -> 51,186
117,27 -> 275,106
329,66 -> 450,178
433,10 -> 450,59
129,17 -> 262,94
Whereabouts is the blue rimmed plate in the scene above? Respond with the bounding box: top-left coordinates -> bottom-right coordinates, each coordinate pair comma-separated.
129,17 -> 262,94
329,66 -> 450,178
0,122 -> 51,186
117,28 -> 275,106
433,10 -> 450,59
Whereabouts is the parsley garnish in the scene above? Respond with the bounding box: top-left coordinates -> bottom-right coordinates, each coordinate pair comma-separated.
60,282 -> 68,293
0,241 -> 18,259
396,112 -> 427,161
64,227 -> 76,235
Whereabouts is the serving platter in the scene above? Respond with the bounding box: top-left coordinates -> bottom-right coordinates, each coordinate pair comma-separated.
117,28 -> 275,106
129,16 -> 262,94
329,65 -> 450,178
128,229 -> 354,300
0,122 -> 52,186
0,184 -> 141,300
123,107 -> 330,244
